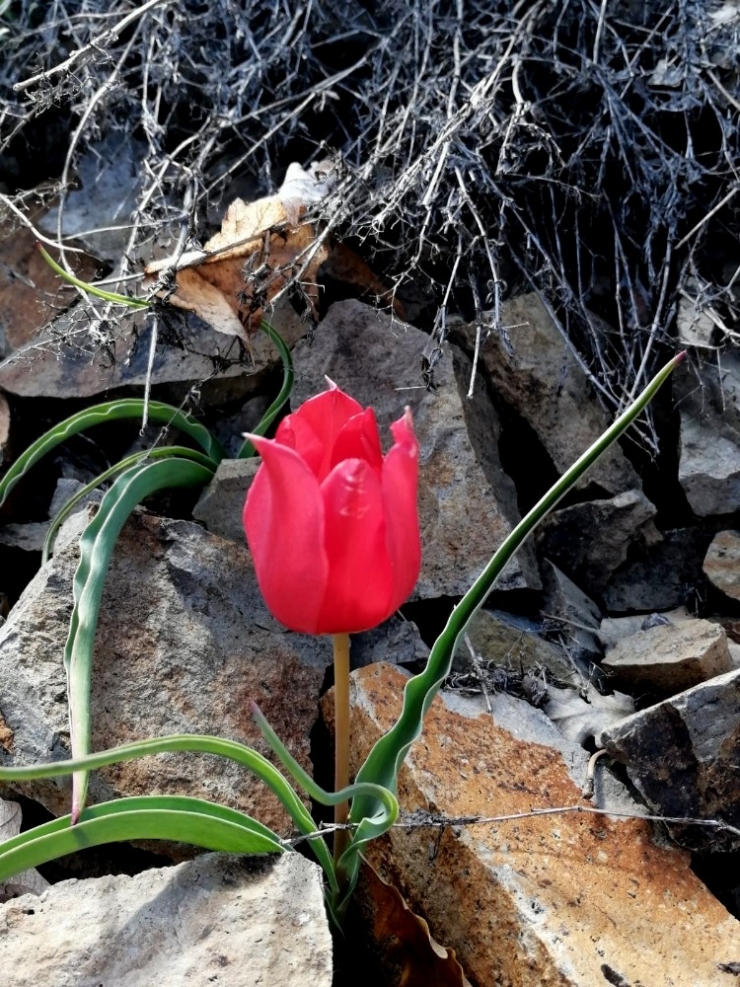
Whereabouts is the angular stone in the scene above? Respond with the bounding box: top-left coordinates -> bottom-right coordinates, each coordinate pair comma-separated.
602,618 -> 733,694
291,300 -> 540,597
0,508 -> 328,836
0,853 -> 332,987
598,608 -> 691,651
602,526 -> 715,614
455,608 -> 581,687
601,668 -> 740,852
680,415 -> 740,515
537,489 -> 660,599
540,561 -> 602,669
704,530 -> 740,601
346,664 -> 740,986
676,353 -> 740,516
193,458 -> 260,543
455,295 -> 640,495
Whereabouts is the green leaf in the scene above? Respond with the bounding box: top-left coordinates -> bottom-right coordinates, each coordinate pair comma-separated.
0,795 -> 285,883
0,399 -> 224,509
344,351 -> 685,905
65,458 -> 215,821
0,734 -> 337,890
37,245 -> 151,309
42,446 -> 217,563
237,320 -> 295,458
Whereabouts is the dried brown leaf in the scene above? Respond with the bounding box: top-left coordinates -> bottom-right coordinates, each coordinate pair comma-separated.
356,860 -> 472,987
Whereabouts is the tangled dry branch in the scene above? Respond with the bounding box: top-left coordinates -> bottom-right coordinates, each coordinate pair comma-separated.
1,0 -> 739,445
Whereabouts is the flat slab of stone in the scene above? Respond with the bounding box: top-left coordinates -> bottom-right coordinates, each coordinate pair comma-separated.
0,853 -> 332,987
345,663 -> 740,986
291,300 -> 540,597
601,617 -> 733,694
602,667 -> 740,852
704,530 -> 740,601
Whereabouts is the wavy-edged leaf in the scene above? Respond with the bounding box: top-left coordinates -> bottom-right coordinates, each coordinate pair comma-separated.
0,399 -> 224,509
65,458 -> 215,821
346,353 -> 685,901
0,795 -> 286,884
0,734 -> 336,889
42,446 -> 217,563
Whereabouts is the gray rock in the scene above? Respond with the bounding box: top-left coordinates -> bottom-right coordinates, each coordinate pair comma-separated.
540,561 -> 603,668
601,526 -> 715,614
601,618 -> 733,695
193,458 -> 260,543
676,352 -> 740,515
40,134 -> 149,264
703,530 -> 740,601
0,853 -> 332,987
0,522 -> 47,552
0,508 -> 330,835
0,297 -> 306,402
455,608 -> 581,687
598,608 -> 691,651
454,294 -> 640,495
679,415 -> 740,515
291,300 -> 540,597
602,667 -> 740,851
537,489 -> 660,599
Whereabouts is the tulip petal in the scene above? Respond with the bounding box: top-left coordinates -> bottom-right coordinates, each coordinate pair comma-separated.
382,408 -> 421,607
316,458 -> 394,634
243,435 -> 329,634
276,386 -> 364,482
332,408 -> 384,475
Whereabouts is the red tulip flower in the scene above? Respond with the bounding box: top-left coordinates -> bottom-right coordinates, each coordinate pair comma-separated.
243,382 -> 421,635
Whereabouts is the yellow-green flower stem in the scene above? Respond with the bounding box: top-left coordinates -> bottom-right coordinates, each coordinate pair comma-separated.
333,631 -> 351,864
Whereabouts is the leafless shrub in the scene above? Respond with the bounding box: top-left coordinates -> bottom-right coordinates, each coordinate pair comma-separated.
1,0 -> 739,441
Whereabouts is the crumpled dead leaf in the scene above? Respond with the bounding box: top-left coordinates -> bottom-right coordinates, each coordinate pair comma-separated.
0,798 -> 50,900
544,682 -> 635,746
355,859 -> 472,987
145,161 -> 401,342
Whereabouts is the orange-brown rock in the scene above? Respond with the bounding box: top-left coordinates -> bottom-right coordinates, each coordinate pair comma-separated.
345,663 -> 740,987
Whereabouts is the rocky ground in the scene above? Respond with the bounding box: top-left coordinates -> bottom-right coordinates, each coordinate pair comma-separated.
2,2 -> 740,984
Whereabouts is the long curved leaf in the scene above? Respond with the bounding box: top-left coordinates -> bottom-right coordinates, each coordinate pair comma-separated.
0,731 -> 398,894
0,399 -> 224,509
0,795 -> 286,883
65,458 -> 215,821
43,446 -> 217,563
346,352 -> 685,895
37,245 -> 151,308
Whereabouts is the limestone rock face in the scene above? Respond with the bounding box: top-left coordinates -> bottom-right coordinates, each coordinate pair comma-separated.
601,618 -> 733,694
602,667 -> 740,852
345,663 -> 740,987
0,853 -> 332,987
291,300 -> 540,596
455,294 -> 641,495
0,509 -> 328,836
